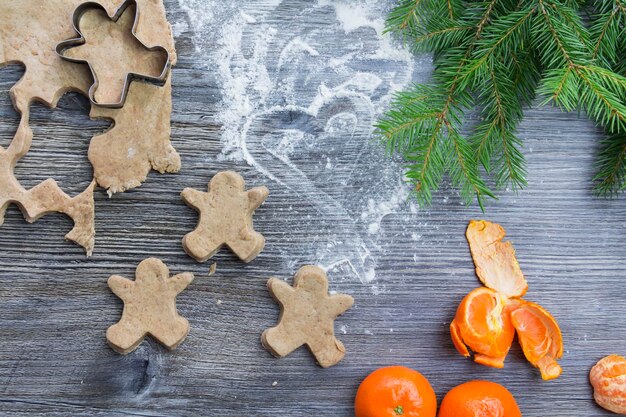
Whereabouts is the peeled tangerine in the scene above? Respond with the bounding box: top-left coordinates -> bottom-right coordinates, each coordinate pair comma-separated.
450,288 -> 516,369
451,220 -> 563,380
590,355 -> 626,415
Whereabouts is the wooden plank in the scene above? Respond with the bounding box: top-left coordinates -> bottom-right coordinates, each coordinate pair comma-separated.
1,1 -> 625,415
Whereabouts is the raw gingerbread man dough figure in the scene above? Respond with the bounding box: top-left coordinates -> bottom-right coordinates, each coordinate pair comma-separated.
181,171 -> 269,263
107,258 -> 194,354
262,265 -> 354,368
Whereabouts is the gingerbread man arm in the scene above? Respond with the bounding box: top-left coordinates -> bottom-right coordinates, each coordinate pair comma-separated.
267,277 -> 296,302
247,186 -> 269,211
169,272 -> 194,295
108,275 -> 133,301
326,294 -> 355,317
181,187 -> 206,210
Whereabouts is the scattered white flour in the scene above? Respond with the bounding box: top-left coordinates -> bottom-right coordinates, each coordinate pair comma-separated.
317,0 -> 385,35
370,285 -> 386,296
171,20 -> 189,38
176,0 -> 423,286
362,179 -> 412,236
278,37 -> 320,68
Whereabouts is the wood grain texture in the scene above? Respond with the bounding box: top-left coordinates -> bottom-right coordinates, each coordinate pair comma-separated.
1,1 -> 625,416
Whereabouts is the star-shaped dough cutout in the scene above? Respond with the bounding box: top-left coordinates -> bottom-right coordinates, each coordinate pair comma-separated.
106,258 -> 194,354
181,171 -> 269,263
262,266 -> 354,368
57,1 -> 170,107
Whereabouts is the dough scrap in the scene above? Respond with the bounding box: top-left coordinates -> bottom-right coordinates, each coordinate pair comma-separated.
0,114 -> 96,254
181,171 -> 269,263
90,78 -> 180,195
0,0 -> 179,252
262,265 -> 354,368
106,258 -> 194,355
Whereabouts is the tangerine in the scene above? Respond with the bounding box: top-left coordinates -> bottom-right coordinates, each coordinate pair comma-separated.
453,220 -> 564,380
438,380 -> 522,417
354,366 -> 437,417
450,287 -> 516,368
590,354 -> 626,414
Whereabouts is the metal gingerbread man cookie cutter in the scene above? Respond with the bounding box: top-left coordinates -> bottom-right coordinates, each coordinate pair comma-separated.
56,0 -> 172,108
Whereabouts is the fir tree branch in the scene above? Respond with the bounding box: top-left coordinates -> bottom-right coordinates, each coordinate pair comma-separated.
448,129 -> 495,210
457,6 -> 536,89
385,0 -> 436,36
595,132 -> 626,195
473,63 -> 527,189
591,2 -> 622,62
510,49 -> 541,105
379,0 -> 626,205
413,25 -> 473,52
380,2 -> 504,207
577,65 -> 626,131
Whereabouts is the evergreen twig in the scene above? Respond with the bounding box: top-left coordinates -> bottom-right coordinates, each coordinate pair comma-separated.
378,0 -> 626,207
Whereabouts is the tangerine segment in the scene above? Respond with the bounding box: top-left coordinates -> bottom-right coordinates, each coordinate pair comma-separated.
466,220 -> 528,298
438,380 -> 522,417
354,366 -> 437,417
450,288 -> 515,369
510,301 -> 563,380
590,354 -> 626,415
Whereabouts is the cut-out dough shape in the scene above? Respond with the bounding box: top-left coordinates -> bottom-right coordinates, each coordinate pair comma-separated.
0,0 -> 180,252
107,258 -> 194,355
57,1 -> 171,107
181,171 -> 269,263
262,265 -> 354,368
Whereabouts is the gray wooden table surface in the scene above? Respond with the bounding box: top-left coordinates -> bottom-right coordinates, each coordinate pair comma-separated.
1,1 -> 625,416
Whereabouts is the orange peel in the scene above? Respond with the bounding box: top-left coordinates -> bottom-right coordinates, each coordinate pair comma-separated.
466,220 -> 528,298
451,220 -> 564,380
511,301 -> 563,380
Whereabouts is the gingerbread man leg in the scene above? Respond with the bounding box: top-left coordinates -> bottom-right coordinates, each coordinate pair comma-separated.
106,318 -> 147,354
0,201 -> 8,226
307,334 -> 346,368
182,231 -> 223,263
261,325 -> 305,358
227,230 -> 265,263
150,316 -> 190,350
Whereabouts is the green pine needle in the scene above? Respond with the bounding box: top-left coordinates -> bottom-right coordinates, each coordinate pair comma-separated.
378,0 -> 626,206
595,132 -> 626,195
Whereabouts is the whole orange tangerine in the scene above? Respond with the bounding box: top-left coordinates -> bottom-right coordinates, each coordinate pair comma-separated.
355,366 -> 437,417
438,380 -> 521,417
